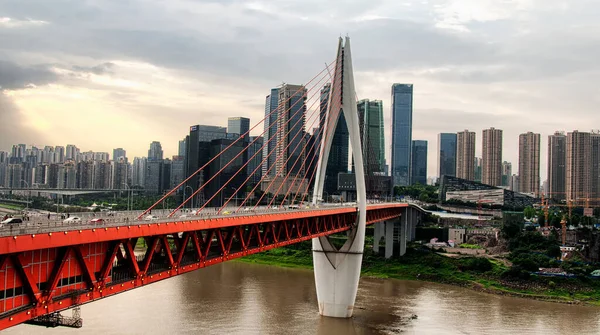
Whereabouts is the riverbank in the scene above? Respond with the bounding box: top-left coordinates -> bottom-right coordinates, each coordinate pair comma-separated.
237,242 -> 600,306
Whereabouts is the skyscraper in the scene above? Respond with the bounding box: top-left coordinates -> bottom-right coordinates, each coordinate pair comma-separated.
566,131 -> 600,205
501,161 -> 512,187
113,148 -> 127,162
456,130 -> 476,181
438,133 -> 457,178
148,141 -> 163,161
262,88 -> 280,177
411,140 -> 427,185
320,83 -> 348,194
228,117 -> 250,142
275,84 -> 307,177
482,127 -> 503,186
548,131 -> 567,201
178,139 -> 186,157
357,99 -> 385,174
132,157 -> 147,188
247,136 -> 264,185
518,132 -> 541,195
391,83 -> 413,186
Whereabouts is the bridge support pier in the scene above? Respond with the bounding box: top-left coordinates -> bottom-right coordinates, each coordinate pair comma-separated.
373,222 -> 385,254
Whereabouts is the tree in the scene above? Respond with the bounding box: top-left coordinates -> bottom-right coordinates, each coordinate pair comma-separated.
523,206 -> 536,219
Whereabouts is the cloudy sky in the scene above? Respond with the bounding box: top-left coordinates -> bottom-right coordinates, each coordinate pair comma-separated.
1,0 -> 600,180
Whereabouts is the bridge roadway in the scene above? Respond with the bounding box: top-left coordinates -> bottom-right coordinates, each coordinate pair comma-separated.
0,202 -> 409,329
0,203 -> 373,238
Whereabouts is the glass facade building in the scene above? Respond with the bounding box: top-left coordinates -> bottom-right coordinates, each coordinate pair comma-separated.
262,88 -> 280,177
391,84 -> 413,186
228,117 -> 250,142
438,133 -> 457,178
357,99 -> 385,174
411,140 -> 428,185
320,83 -> 348,195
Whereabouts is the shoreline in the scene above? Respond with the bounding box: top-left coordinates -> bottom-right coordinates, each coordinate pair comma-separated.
235,246 -> 600,307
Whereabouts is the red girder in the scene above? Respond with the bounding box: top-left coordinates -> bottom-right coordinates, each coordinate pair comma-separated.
0,205 -> 408,330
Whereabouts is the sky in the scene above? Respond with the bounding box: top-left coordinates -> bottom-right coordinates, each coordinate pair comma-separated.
1,0 -> 600,180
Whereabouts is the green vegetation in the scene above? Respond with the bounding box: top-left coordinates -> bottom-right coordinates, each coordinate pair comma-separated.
394,184 -> 439,203
0,203 -> 24,211
459,243 -> 483,249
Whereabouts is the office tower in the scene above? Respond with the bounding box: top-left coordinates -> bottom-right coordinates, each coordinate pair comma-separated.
170,156 -> 185,190
228,117 -> 250,142
113,148 -> 127,162
185,125 -> 229,194
319,83 -> 348,194
314,83 -> 331,152
178,139 -> 186,157
161,159 -> 172,193
438,133 -> 457,178
148,142 -> 163,161
208,139 -> 247,207
502,161 -> 512,187
391,83 -> 413,186
566,131 -> 600,205
518,132 -> 541,195
132,157 -> 147,188
548,131 -> 567,201
411,140 -> 428,185
482,127 -> 503,186
262,88 -> 280,177
456,130 -> 476,181
275,84 -> 307,177
247,136 -> 264,185
357,99 -> 385,174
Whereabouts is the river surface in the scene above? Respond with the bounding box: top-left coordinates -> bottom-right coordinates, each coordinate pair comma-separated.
4,262 -> 600,334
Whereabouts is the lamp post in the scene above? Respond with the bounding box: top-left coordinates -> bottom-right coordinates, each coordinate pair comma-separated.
184,186 -> 194,212
122,183 -> 130,212
20,180 -> 29,213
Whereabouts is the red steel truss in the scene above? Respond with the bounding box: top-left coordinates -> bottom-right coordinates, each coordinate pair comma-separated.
0,204 -> 406,330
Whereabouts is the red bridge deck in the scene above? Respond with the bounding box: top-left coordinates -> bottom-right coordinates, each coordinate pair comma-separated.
0,203 -> 407,330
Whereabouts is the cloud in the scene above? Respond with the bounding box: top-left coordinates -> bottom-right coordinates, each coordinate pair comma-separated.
0,17 -> 48,28
0,61 -> 57,90
0,93 -> 47,148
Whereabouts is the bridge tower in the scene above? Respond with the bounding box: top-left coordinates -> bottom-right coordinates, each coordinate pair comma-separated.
312,37 -> 367,318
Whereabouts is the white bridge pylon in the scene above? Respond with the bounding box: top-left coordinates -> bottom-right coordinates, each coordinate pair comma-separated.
311,37 -> 367,318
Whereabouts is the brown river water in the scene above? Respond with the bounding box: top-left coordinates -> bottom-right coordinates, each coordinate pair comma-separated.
4,262 -> 600,334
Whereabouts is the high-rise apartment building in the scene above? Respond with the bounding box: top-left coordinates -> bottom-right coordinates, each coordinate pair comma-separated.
262,88 -> 280,177
438,133 -> 457,178
113,148 -> 127,162
501,161 -> 512,187
148,141 -> 163,161
566,131 -> 600,205
548,131 -> 567,201
132,157 -> 147,188
411,140 -> 428,185
357,99 -> 385,173
456,130 -> 476,181
391,84 -> 413,186
228,117 -> 250,142
274,84 -> 307,177
518,132 -> 541,195
482,127 -> 503,186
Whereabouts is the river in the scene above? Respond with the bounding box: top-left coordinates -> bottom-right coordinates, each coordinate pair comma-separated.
4,262 -> 600,334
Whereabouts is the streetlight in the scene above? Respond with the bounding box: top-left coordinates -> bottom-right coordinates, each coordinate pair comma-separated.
183,186 -> 194,212
122,183 -> 130,212
20,180 -> 29,213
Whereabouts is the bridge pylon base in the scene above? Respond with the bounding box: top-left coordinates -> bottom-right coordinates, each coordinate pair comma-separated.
312,234 -> 363,318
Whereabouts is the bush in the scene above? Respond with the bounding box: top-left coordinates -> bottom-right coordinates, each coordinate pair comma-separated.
502,265 -> 531,279
458,257 -> 493,273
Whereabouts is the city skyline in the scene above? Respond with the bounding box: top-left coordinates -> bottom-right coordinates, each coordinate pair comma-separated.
2,1 -> 599,180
